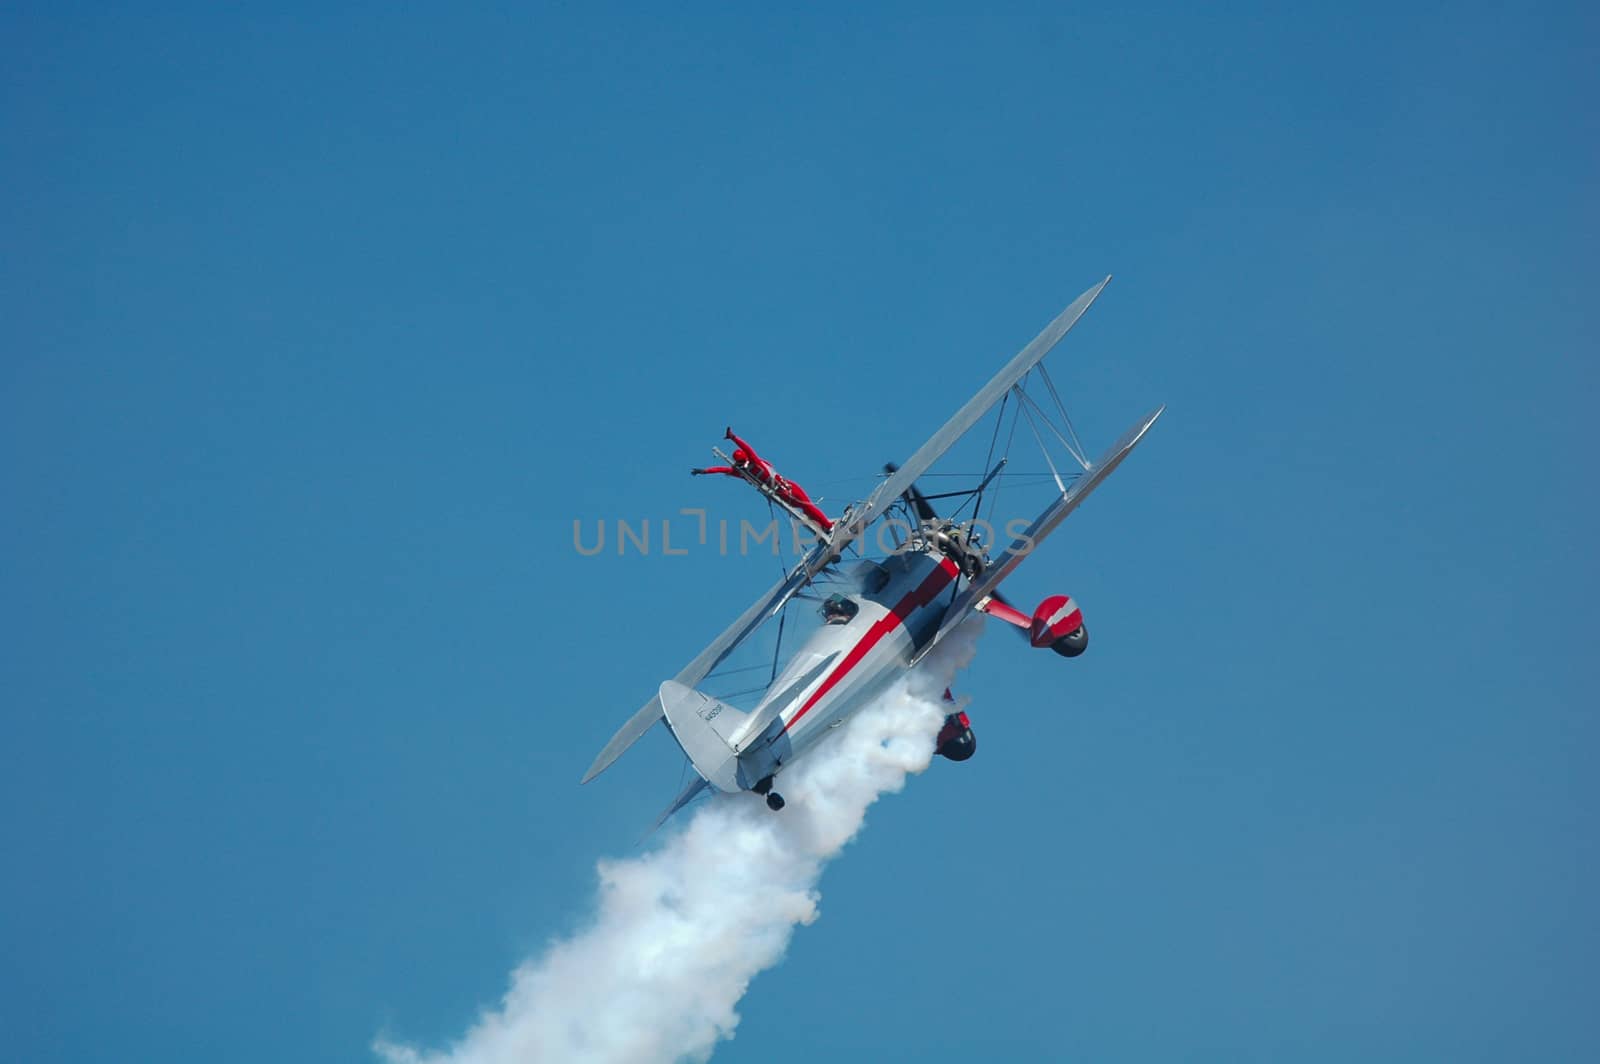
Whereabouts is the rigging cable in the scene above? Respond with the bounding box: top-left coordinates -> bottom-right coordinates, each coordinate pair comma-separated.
966,389 -> 1011,526
1037,361 -> 1090,469
1015,386 -> 1089,476
985,388 -> 1025,532
1018,393 -> 1068,494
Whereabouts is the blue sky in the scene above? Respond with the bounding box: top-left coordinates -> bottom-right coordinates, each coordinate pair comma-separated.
4,3 -> 1596,1061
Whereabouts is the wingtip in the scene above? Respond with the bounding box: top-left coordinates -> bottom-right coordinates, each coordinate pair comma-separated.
580,746 -> 619,784
1071,275 -> 1112,311
580,746 -> 620,784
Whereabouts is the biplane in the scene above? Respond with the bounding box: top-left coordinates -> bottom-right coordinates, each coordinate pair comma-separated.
581,277 -> 1163,823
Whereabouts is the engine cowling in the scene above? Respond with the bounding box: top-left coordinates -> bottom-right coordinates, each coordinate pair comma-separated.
1030,594 -> 1088,658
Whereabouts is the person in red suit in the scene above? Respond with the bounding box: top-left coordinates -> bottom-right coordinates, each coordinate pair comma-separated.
692,427 -> 832,530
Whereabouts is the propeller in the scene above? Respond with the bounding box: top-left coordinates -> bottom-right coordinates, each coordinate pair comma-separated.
884,462 -> 1027,640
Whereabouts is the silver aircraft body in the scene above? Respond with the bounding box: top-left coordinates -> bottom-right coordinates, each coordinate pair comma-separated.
582,277 -> 1163,822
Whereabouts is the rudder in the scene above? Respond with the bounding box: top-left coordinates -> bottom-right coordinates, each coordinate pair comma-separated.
658,681 -> 746,793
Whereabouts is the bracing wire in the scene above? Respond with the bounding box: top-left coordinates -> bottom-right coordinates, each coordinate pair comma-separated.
710,684 -> 776,702
1015,387 -> 1090,472
707,662 -> 782,679
968,389 -> 1011,526
769,609 -> 787,686
1018,395 -> 1067,493
985,387 -> 1025,533
1036,361 -> 1089,468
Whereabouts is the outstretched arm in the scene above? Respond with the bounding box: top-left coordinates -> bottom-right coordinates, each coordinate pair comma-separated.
724,427 -> 775,479
724,427 -> 764,468
691,466 -> 738,477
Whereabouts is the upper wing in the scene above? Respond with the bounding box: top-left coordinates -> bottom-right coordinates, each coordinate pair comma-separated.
825,276 -> 1112,560
911,405 -> 1165,664
580,543 -> 826,783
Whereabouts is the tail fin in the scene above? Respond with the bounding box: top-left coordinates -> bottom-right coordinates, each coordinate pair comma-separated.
658,682 -> 745,793
658,650 -> 839,796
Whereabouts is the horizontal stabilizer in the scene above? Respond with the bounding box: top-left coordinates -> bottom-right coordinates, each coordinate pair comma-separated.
649,775 -> 711,835
581,696 -> 664,784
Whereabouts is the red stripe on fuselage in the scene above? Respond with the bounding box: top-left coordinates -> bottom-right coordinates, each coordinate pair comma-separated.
781,556 -> 960,734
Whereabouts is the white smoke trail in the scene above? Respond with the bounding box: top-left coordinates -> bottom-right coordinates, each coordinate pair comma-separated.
376,622 -> 982,1064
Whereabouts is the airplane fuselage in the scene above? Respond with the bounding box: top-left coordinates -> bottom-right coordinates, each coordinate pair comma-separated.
734,545 -> 965,788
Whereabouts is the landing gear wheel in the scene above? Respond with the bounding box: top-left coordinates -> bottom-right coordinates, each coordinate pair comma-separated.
765,792 -> 786,811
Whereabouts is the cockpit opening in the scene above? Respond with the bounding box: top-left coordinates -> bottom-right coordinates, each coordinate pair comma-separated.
820,593 -> 859,625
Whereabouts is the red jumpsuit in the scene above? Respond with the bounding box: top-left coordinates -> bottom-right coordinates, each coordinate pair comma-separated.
693,430 -> 832,530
